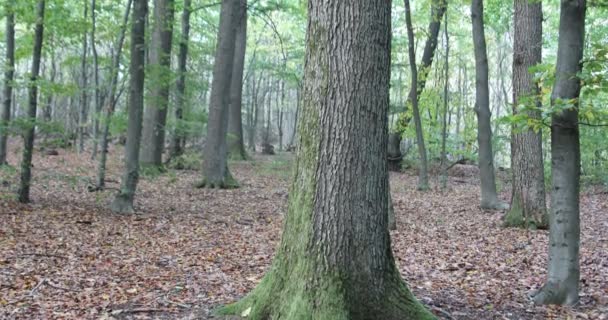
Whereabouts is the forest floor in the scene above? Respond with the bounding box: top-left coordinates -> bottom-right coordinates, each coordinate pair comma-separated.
0,142 -> 607,320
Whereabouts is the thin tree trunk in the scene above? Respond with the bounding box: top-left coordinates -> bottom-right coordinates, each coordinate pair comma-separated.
219,1 -> 434,318
505,0 -> 548,229
90,0 -> 101,159
227,0 -> 248,160
0,0 -> 16,165
169,0 -> 191,159
78,0 -> 89,154
110,0 -> 148,213
95,0 -> 132,189
404,0 -> 429,190
199,0 -> 239,188
471,0 -> 503,209
533,0 -> 586,306
18,0 -> 46,203
440,10 -> 449,190
140,0 -> 175,167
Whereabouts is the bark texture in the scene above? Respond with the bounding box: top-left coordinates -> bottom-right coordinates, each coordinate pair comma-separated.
110,0 -> 147,213
141,0 -> 175,167
0,0 -> 15,165
227,0 -> 248,160
199,0 -> 239,189
78,1 -> 89,154
533,0 -> 586,306
18,0 -> 46,203
169,0 -> 191,159
471,0 -> 503,209
218,1 -> 434,319
506,0 -> 548,229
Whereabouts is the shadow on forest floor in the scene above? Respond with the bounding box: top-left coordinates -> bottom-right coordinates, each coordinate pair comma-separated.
0,141 -> 607,319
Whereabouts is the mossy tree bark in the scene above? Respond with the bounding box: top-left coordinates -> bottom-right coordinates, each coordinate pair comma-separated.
471,0 -> 505,210
199,0 -> 239,189
533,0 -> 586,306
110,0 -> 147,213
218,1 -> 434,319
18,0 -> 45,204
140,0 -> 175,167
506,0 -> 548,229
0,0 -> 15,165
227,0 -> 248,161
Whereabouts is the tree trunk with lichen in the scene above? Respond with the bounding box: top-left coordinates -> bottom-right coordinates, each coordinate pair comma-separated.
217,1 -> 434,319
199,0 -> 239,189
532,0 -> 585,306
505,0 -> 548,229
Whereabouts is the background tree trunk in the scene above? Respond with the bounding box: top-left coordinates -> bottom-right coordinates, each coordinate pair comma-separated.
110,0 -> 148,213
169,0 -> 191,159
0,0 -> 15,165
471,0 -> 503,209
227,0 -> 248,160
440,10 -> 449,190
140,0 -> 175,167
18,0 -> 46,203
78,1 -> 89,154
505,0 -> 548,229
533,0 -> 586,306
219,1 -> 434,318
95,0 -> 132,189
404,0 -> 429,190
199,0 -> 239,188
90,0 -> 101,160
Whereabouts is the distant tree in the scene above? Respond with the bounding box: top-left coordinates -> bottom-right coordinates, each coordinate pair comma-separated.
505,0 -> 548,229
110,0 -> 148,213
227,0 -> 248,160
169,0 -> 192,159
141,0 -> 175,167
198,0 -> 239,188
0,0 -> 15,165
18,0 -> 46,203
533,0 -> 586,306
218,1 -> 435,318
78,0 -> 89,154
471,0 -> 504,209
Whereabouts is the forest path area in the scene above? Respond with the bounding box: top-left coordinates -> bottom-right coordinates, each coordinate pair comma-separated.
1,146 -> 607,319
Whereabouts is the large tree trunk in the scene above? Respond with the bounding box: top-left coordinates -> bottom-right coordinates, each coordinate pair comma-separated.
78,0 -> 89,154
140,0 -> 175,167
110,0 -> 147,213
0,0 -> 15,165
18,0 -> 45,203
471,0 -> 504,209
227,0 -> 248,160
199,0 -> 239,188
505,0 -> 548,229
218,1 -> 434,319
404,0 -> 429,190
533,0 -> 586,306
95,0 -> 132,189
169,0 -> 191,159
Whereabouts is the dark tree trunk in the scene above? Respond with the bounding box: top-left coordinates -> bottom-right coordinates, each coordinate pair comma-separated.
471,0 -> 504,209
533,0 -> 586,306
227,0 -> 248,160
387,132 -> 402,172
404,0 -> 429,190
140,0 -> 175,167
199,0 -> 239,188
78,0 -> 89,154
440,10 -> 449,189
505,0 -> 548,229
0,0 -> 15,165
95,0 -> 132,189
218,1 -> 434,318
110,0 -> 148,213
169,0 -> 191,159
18,0 -> 46,203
